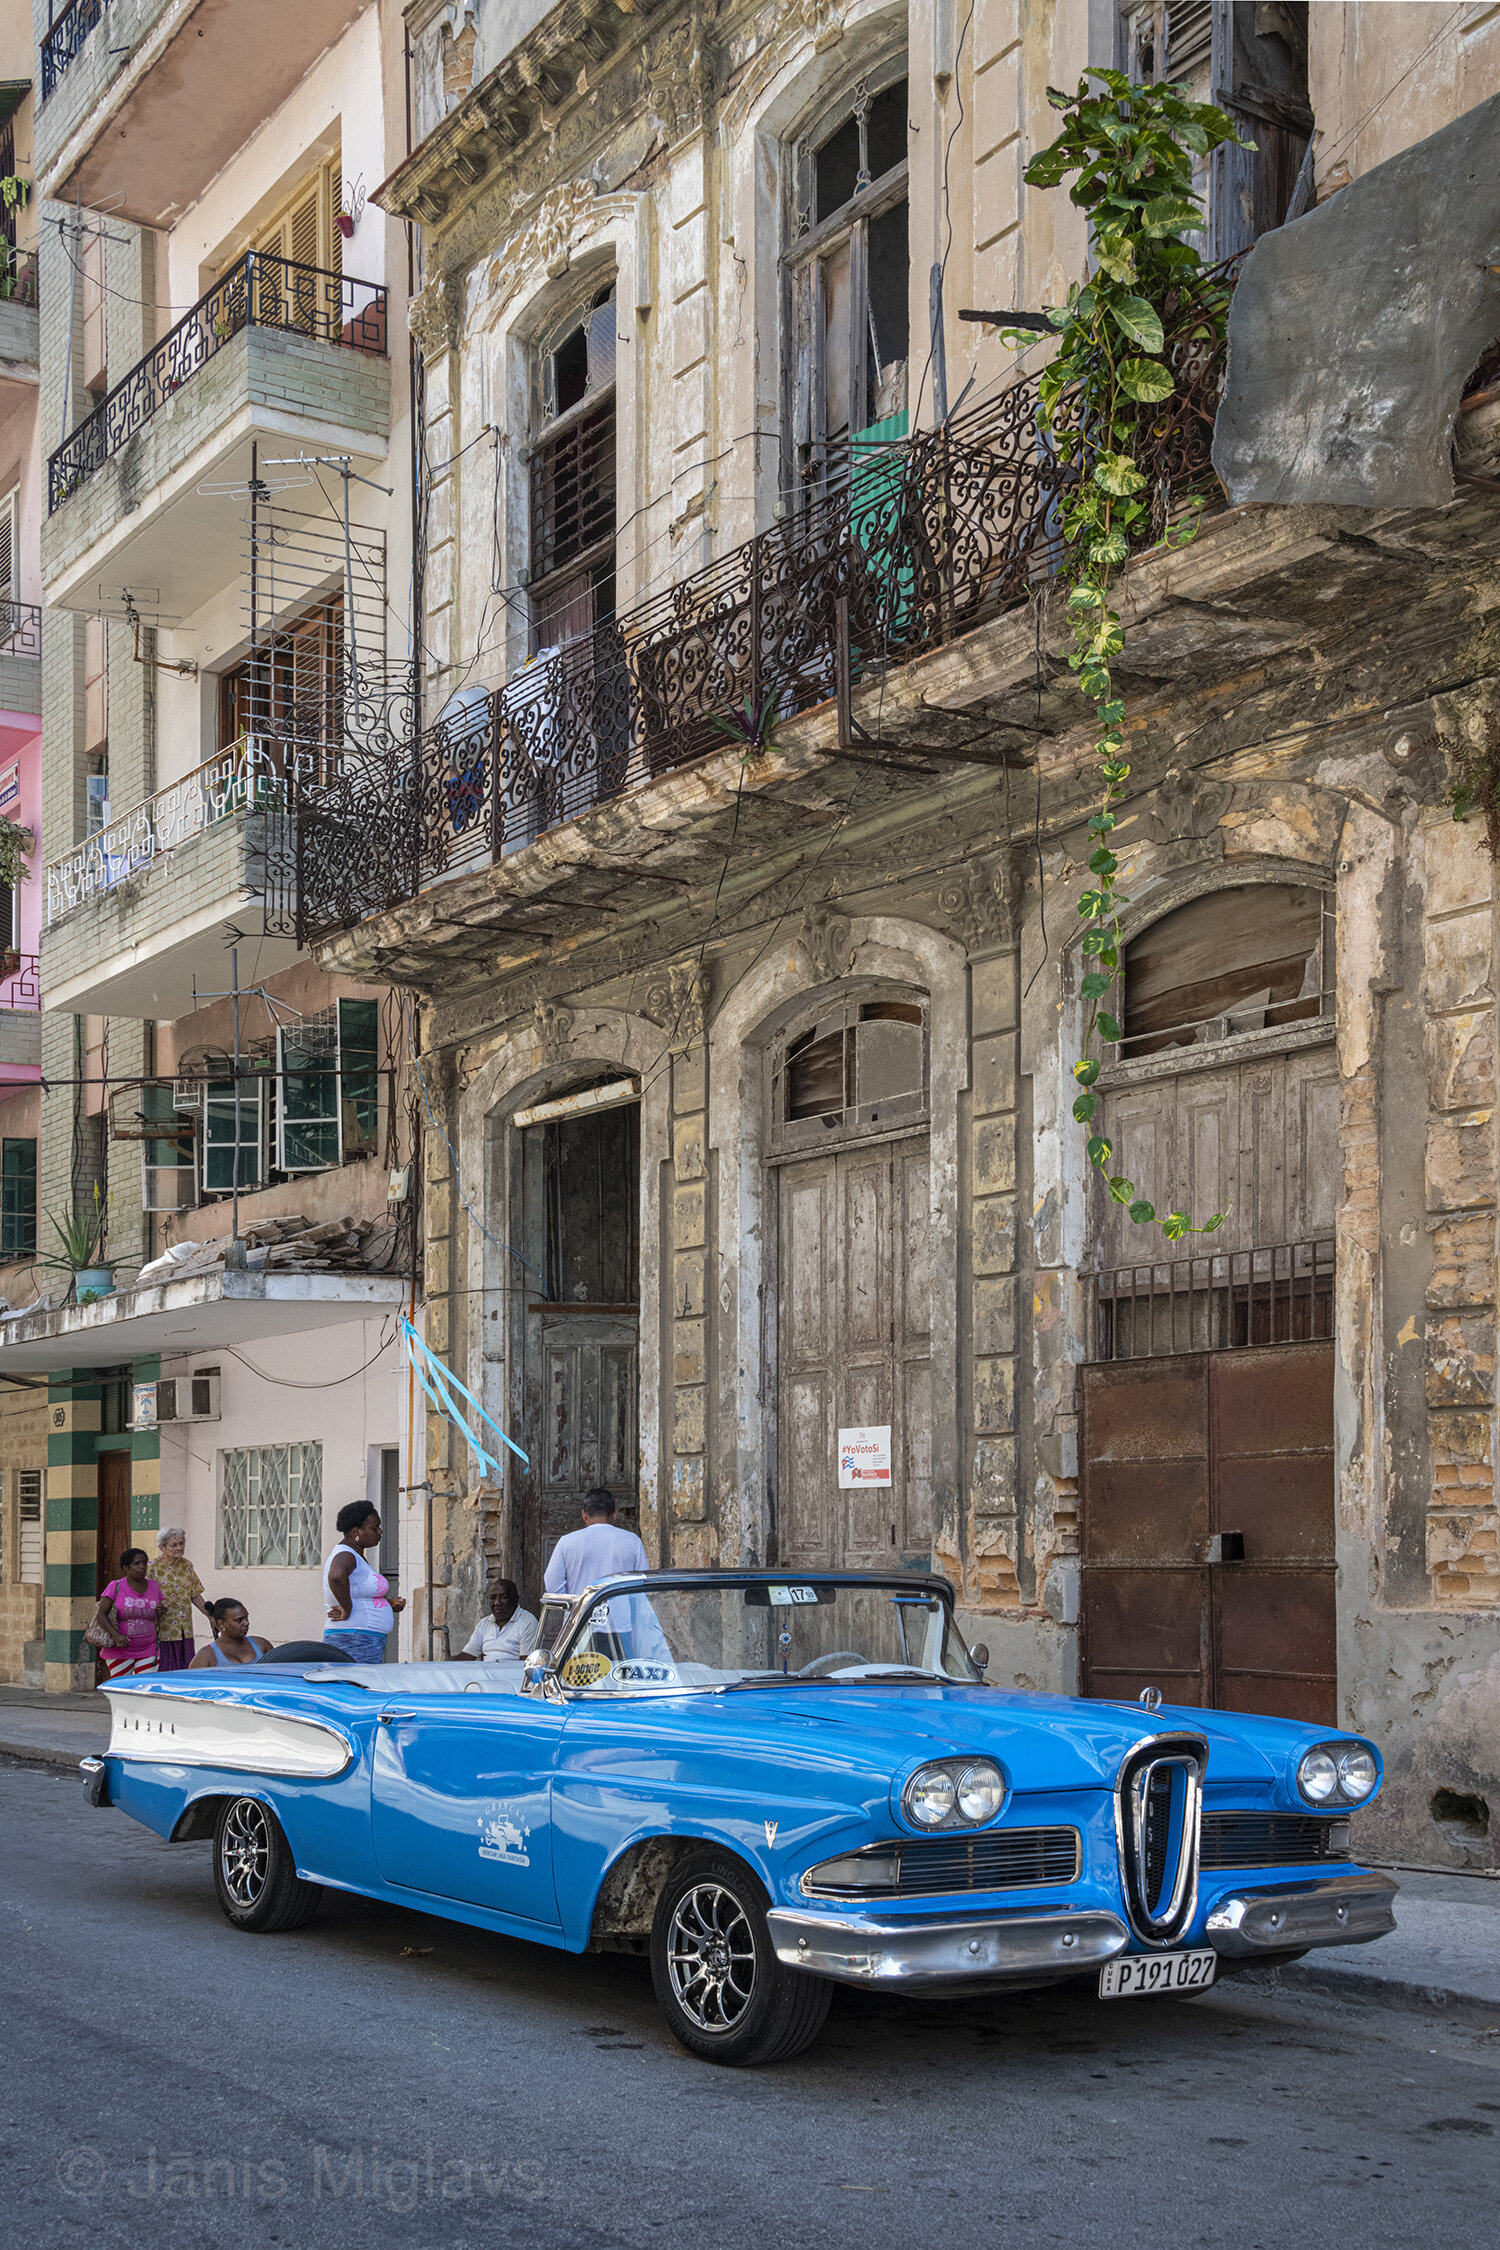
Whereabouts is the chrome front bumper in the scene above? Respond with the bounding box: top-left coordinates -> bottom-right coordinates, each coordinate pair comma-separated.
765,1906 -> 1129,1990
79,1755 -> 109,1807
1205,1870 -> 1398,1957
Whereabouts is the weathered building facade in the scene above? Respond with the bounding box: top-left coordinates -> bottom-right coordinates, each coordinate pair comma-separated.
304,0 -> 1500,1868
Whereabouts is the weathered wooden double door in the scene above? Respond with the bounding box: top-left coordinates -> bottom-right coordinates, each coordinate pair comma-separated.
1080,1341 -> 1336,1723
775,1135 -> 932,1570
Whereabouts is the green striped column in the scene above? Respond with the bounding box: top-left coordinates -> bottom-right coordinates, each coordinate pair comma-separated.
44,1373 -> 100,1692
132,1355 -> 161,1541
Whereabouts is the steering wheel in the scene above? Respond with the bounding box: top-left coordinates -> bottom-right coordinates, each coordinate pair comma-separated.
796,1650 -> 868,1678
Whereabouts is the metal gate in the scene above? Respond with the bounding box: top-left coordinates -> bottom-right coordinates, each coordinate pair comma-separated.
1080,1339 -> 1336,1724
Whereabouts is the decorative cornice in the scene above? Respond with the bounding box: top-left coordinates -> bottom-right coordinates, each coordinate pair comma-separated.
375,0 -> 670,229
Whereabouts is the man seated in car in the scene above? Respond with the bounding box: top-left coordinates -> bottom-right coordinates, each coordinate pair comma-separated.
456,1578 -> 539,1663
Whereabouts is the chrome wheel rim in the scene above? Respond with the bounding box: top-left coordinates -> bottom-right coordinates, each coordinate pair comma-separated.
667,1882 -> 757,2032
220,1800 -> 270,1908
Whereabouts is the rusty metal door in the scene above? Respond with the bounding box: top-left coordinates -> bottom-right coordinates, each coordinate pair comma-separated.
776,1135 -> 931,1570
1080,1339 -> 1335,1722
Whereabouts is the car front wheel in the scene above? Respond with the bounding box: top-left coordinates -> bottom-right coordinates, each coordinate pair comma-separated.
650,1848 -> 830,2066
212,1796 -> 323,1933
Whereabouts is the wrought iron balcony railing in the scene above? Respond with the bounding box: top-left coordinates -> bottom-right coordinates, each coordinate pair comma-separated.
45,737 -> 299,925
0,249 -> 38,309
290,260 -> 1239,946
0,601 -> 41,660
0,952 -> 40,1011
41,0 -> 112,100
47,250 -> 388,513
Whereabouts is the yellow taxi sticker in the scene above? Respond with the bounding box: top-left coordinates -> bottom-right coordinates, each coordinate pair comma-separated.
561,1651 -> 610,1687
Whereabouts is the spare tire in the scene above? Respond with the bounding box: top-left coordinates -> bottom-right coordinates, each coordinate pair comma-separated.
261,1639 -> 356,1664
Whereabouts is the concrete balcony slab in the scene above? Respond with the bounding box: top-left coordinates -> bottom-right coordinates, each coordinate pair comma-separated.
42,321 -> 389,618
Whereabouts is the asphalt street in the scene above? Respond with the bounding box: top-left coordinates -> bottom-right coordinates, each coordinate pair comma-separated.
5,1760 -> 1497,2250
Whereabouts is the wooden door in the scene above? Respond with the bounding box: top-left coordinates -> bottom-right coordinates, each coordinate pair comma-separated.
776,1135 -> 931,1570
1080,1340 -> 1335,1722
96,1450 -> 133,1592
520,1309 -> 638,1598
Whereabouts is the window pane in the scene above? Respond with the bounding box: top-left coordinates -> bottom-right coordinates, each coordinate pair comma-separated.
221,1443 -> 322,1569
279,1022 -> 340,1171
203,1080 -> 263,1193
786,1027 -> 848,1121
867,196 -> 909,376
1,1136 -> 36,1255
866,80 -> 908,181
338,999 -> 380,1155
814,111 -> 860,221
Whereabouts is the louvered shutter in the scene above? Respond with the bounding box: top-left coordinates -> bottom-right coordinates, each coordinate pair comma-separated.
0,492 -> 14,630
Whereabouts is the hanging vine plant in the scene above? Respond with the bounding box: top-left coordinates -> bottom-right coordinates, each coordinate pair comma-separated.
1007,70 -> 1248,1241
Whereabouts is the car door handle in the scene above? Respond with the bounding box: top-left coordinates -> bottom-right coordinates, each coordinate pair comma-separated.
378,1710 -> 417,1725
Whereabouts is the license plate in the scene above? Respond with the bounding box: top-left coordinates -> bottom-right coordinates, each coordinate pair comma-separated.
1099,1949 -> 1218,1999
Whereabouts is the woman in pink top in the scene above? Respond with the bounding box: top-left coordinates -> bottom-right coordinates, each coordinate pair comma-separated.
90,1548 -> 165,1677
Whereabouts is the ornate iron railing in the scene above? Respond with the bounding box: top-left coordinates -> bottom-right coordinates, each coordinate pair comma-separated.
0,601 -> 41,659
44,738 -> 303,924
0,249 -> 38,308
48,250 -> 388,512
292,260 -> 1240,945
41,0 -> 112,99
0,952 -> 40,1011
1089,1237 -> 1335,1363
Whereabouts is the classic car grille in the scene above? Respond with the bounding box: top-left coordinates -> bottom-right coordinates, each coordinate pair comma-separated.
804,1826 -> 1080,1898
1116,1733 -> 1206,1945
1200,1813 -> 1350,1870
1141,1762 -> 1176,1914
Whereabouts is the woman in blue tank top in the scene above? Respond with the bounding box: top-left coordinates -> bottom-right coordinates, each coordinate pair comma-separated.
188,1598 -> 272,1666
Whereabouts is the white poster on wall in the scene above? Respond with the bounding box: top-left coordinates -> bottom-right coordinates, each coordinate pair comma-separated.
838,1425 -> 892,1488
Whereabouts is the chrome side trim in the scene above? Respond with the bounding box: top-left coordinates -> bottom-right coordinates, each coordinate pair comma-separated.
765,1906 -> 1130,1989
1205,1871 -> 1399,1957
103,1688 -> 354,1779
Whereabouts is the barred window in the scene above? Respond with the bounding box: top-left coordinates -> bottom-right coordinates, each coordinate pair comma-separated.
18,1468 -> 43,1585
220,1443 -> 323,1569
530,282 -> 617,652
1,1136 -> 36,1256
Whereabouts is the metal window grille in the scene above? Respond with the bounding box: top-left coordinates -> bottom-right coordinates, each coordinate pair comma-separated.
220,1443 -> 323,1569
531,395 -> 616,592
1090,1239 -> 1335,1363
18,1468 -> 43,1584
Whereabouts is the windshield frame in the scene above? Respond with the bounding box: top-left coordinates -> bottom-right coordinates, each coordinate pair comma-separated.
546,1570 -> 977,1698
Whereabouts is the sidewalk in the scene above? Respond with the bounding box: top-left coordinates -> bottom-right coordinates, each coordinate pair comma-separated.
3,1685 -> 1495,2026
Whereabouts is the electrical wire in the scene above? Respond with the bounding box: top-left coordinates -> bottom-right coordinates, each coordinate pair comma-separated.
225,1323 -> 396,1388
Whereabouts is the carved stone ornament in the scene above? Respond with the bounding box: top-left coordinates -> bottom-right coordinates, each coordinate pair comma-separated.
795,905 -> 853,985
1138,767 -> 1235,847
647,14 -> 714,147
937,852 -> 1022,953
784,0 -> 847,47
533,998 -> 573,1059
643,959 -> 711,1053
478,180 -> 603,325
407,273 -> 451,359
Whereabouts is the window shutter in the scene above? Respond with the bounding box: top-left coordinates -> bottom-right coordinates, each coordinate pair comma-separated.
0,491 -> 14,616
289,187 -> 320,273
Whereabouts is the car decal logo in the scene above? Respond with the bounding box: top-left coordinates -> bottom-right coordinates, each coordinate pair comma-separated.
477,1803 -> 531,1868
764,1820 -> 778,1848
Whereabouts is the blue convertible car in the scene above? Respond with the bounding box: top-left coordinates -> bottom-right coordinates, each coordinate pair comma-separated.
84,1570 -> 1398,2065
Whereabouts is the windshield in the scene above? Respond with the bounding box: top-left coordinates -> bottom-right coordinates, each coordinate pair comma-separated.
556,1580 -> 980,1694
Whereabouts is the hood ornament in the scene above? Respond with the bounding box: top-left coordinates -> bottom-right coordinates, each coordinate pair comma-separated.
1138,1686 -> 1163,1712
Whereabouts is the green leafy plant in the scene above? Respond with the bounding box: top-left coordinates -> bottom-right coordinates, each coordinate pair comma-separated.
711,689 -> 787,762
0,174 -> 29,215
41,1184 -> 110,1275
0,815 -> 33,891
1010,70 -> 1248,1241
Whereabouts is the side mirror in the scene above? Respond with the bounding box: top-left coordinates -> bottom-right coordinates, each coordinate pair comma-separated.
970,1642 -> 990,1679
521,1648 -> 557,1697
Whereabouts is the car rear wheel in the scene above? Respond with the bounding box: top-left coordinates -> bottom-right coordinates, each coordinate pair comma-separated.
650,1848 -> 830,2066
212,1797 -> 323,1934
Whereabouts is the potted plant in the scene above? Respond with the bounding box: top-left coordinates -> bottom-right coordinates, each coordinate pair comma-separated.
42,1188 -> 113,1304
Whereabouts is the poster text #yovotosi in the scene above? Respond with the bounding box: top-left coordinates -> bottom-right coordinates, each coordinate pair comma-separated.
837,1425 -> 892,1487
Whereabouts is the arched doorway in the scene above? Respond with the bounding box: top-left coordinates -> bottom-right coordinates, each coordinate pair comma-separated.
770,994 -> 932,1570
1078,880 -> 1340,1723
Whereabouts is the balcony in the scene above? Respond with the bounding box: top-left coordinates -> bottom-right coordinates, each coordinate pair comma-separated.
37,0 -> 367,227
0,953 -> 41,1072
0,249 -> 38,388
42,251 -> 388,616
41,740 -> 303,1020
0,603 -> 42,720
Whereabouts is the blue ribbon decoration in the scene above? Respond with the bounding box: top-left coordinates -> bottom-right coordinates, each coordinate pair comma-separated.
400,1316 -> 530,1479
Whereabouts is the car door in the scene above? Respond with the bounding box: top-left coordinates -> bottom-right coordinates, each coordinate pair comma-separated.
370,1689 -> 566,1929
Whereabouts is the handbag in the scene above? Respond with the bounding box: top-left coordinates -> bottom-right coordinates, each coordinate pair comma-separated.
84,1583 -> 120,1651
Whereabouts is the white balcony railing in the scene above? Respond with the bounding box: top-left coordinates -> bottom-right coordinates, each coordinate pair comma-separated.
45,738 -> 291,925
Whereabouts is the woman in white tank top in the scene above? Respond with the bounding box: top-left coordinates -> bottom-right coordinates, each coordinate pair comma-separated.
323,1501 -> 404,1663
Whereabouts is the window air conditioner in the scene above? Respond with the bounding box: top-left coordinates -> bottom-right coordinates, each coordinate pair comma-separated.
132,1370 -> 221,1430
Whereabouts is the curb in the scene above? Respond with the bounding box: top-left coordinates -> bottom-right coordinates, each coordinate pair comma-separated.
0,1737 -> 98,1780
1237,1956 -> 1500,2030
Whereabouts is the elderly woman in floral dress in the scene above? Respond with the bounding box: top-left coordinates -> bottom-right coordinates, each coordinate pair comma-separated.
151,1525 -> 213,1671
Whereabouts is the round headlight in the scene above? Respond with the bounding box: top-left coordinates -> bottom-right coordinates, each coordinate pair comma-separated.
1298,1748 -> 1339,1803
906,1767 -> 957,1827
1337,1747 -> 1378,1802
956,1761 -> 1005,1823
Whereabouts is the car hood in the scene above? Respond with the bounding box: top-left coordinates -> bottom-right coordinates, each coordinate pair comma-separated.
704,1684 -> 1287,1791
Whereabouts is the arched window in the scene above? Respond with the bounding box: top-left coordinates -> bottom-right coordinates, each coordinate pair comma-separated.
784,63 -> 910,494
1120,883 -> 1331,1060
530,279 -> 618,651
770,997 -> 927,1153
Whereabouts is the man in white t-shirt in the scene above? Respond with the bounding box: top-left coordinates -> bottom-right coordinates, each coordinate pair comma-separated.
543,1489 -> 649,1596
456,1578 -> 539,1663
